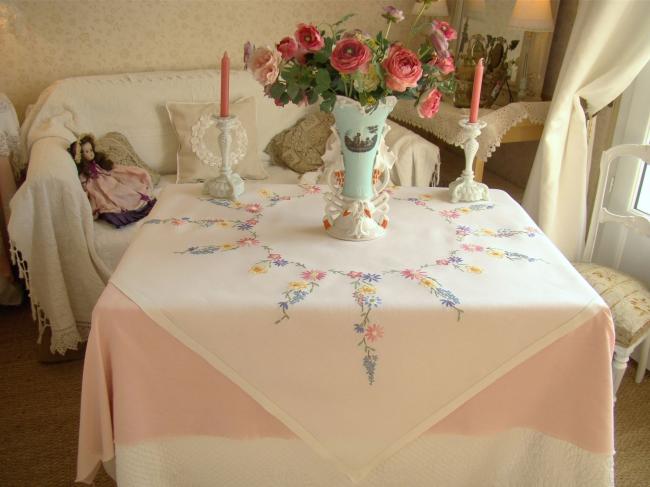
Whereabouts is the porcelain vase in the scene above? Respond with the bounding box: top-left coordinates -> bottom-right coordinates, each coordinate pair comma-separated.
323,96 -> 397,241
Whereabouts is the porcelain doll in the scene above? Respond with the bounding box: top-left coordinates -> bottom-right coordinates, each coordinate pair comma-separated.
68,134 -> 156,227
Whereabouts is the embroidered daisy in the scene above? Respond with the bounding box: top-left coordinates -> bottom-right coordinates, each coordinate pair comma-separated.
419,277 -> 437,288
288,280 -> 309,290
365,324 -> 384,342
358,284 -> 377,295
245,203 -> 263,213
488,249 -> 504,258
400,269 -> 426,280
237,237 -> 260,246
301,270 -> 327,281
348,271 -> 363,279
249,263 -> 269,274
468,266 -> 483,274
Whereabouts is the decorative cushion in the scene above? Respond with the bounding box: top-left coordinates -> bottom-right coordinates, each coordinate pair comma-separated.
574,262 -> 650,347
95,132 -> 161,186
265,112 -> 334,174
166,97 -> 266,183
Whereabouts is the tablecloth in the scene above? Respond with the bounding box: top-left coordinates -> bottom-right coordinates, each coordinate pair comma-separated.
391,101 -> 550,161
78,183 -> 614,486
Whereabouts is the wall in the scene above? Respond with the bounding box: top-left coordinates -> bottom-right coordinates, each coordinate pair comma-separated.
0,0 -> 414,120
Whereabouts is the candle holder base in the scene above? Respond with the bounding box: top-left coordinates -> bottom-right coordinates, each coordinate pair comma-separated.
203,173 -> 245,200
449,119 -> 489,203
449,171 -> 489,203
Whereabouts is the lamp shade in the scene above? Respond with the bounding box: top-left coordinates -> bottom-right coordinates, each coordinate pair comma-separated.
464,0 -> 486,20
509,0 -> 554,32
411,0 -> 449,17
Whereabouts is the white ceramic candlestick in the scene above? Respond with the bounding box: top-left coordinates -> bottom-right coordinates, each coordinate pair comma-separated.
203,115 -> 245,200
449,119 -> 489,203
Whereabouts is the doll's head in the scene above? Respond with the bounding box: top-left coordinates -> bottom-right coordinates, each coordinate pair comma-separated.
68,134 -> 113,176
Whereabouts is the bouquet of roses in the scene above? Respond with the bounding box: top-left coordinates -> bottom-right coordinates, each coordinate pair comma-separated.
244,1 -> 457,118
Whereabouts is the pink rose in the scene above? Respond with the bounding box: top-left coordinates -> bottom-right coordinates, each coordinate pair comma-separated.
381,6 -> 405,23
431,54 -> 455,75
432,20 -> 457,41
295,23 -> 324,52
276,36 -> 298,60
416,88 -> 442,119
330,38 -> 372,74
247,47 -> 281,86
429,28 -> 450,58
381,44 -> 423,92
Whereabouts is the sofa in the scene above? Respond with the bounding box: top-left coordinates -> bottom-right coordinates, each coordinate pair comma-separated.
9,69 -> 441,356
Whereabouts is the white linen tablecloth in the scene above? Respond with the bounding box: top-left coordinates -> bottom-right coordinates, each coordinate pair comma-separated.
103,182 -> 611,483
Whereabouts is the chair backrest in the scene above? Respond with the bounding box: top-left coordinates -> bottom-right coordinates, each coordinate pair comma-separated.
582,144 -> 650,265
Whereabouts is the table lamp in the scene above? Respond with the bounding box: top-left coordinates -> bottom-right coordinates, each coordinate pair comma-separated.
509,0 -> 554,100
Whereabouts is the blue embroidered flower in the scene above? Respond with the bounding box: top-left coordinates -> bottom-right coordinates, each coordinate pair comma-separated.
235,222 -> 254,231
278,301 -> 289,311
363,355 -> 378,385
361,273 -> 381,283
354,324 -> 365,334
272,259 -> 289,267
448,255 -> 463,264
363,295 -> 382,308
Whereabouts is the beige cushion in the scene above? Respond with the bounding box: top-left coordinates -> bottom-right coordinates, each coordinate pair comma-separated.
265,112 -> 334,174
95,132 -> 161,186
166,97 -> 266,183
574,262 -> 650,347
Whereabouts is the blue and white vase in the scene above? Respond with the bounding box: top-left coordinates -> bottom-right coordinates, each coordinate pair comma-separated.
323,96 -> 397,241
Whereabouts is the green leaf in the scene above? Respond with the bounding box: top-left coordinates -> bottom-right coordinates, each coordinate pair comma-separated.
270,82 -> 285,100
332,13 -> 355,28
280,92 -> 290,104
287,83 -> 300,100
308,89 -> 319,104
316,69 -> 331,90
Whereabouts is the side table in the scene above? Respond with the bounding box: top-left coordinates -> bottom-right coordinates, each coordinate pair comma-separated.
391,100 -> 549,183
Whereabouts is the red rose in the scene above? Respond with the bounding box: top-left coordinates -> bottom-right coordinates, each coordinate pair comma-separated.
330,38 -> 372,74
295,23 -> 324,53
416,88 -> 442,119
381,44 -> 423,92
276,36 -> 298,60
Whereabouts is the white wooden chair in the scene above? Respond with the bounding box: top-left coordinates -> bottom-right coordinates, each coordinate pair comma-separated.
573,144 -> 650,395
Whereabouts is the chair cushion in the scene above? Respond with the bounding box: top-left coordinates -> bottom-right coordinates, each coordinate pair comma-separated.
573,262 -> 650,347
166,97 -> 266,182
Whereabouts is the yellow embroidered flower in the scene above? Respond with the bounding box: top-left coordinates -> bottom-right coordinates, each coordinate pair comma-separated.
358,284 -> 377,295
419,193 -> 433,200
488,249 -> 504,258
259,189 -> 272,198
217,221 -> 231,228
249,263 -> 269,274
420,277 -> 437,288
288,280 -> 309,290
480,228 -> 495,236
221,243 -> 237,250
459,207 -> 471,213
468,266 -> 483,274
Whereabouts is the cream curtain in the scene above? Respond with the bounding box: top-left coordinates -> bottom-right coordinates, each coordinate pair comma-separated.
523,0 -> 650,260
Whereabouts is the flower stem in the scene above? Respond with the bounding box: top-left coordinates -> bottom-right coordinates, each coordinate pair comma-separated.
407,4 -> 427,48
385,21 -> 392,40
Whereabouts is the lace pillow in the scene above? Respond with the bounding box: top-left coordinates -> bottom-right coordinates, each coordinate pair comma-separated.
95,132 -> 161,186
166,97 -> 265,183
265,112 -> 334,174
573,262 -> 650,347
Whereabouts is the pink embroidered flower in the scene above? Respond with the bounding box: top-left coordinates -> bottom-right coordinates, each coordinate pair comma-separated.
381,44 -> 423,92
268,253 -> 282,261
303,185 -> 321,194
348,271 -> 363,279
330,38 -> 372,74
295,23 -> 324,52
432,20 -> 457,40
276,36 -> 299,60
365,324 -> 384,342
461,243 -> 484,252
244,203 -> 263,213
301,270 -> 327,281
416,88 -> 442,119
439,210 -> 460,219
246,218 -> 258,225
171,218 -> 185,226
415,200 -> 426,206
436,259 -> 450,266
431,55 -> 455,75
247,47 -> 281,86
400,269 -> 426,280
381,6 -> 405,23
237,237 -> 260,246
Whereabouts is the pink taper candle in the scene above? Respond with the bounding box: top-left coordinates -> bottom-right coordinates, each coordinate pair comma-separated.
220,52 -> 230,117
469,58 -> 484,123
